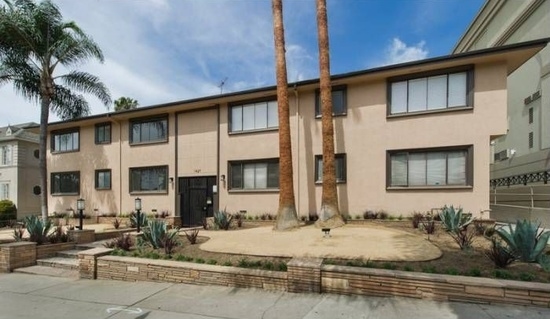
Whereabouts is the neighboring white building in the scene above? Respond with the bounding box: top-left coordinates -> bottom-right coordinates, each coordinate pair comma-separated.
454,0 -> 550,209
0,123 -> 41,219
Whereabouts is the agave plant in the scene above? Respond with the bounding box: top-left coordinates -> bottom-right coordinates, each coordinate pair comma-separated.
25,215 -> 52,245
495,219 -> 550,263
214,209 -> 233,230
130,212 -> 148,229
439,205 -> 473,232
141,219 -> 180,250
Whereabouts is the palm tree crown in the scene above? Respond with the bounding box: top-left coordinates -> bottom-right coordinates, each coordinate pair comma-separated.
0,0 -> 111,220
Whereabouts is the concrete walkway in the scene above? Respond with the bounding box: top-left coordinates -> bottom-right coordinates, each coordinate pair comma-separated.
1,273 -> 549,319
200,225 -> 441,261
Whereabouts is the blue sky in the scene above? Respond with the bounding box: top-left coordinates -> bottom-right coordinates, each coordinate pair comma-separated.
1,0 -> 485,125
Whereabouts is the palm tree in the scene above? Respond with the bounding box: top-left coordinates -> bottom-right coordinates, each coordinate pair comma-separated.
272,0 -> 299,231
314,0 -> 344,228
114,96 -> 139,112
0,0 -> 111,221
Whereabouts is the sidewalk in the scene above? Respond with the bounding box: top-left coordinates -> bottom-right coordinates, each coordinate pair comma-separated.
1,273 -> 549,319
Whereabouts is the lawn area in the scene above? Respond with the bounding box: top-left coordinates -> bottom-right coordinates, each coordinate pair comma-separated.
107,219 -> 550,283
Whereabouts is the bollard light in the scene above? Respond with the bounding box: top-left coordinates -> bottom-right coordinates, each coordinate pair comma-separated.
77,198 -> 85,230
135,198 -> 142,233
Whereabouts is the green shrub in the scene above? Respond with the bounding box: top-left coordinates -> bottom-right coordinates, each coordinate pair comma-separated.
207,259 -> 217,265
495,220 -> 550,263
493,269 -> 514,280
214,209 -> 233,230
195,258 -> 205,264
403,265 -> 414,272
0,200 -> 17,223
445,268 -> 459,275
48,225 -> 69,244
421,265 -> 437,273
519,272 -> 535,282
222,261 -> 233,267
468,267 -> 482,277
25,215 -> 52,245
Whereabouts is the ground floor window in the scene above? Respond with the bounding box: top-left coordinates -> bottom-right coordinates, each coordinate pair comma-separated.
51,171 -> 80,195
315,153 -> 346,183
130,166 -> 168,193
229,159 -> 279,190
388,146 -> 472,187
0,183 -> 9,200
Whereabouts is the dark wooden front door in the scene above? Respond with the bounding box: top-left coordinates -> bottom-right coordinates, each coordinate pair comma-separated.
179,176 -> 216,226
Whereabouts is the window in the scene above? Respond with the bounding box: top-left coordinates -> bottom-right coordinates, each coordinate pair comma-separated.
529,132 -> 534,149
315,153 -> 346,183
528,107 -> 533,124
389,68 -> 473,115
51,171 -> 80,195
388,146 -> 472,188
95,123 -> 111,144
0,145 -> 12,166
51,129 -> 79,153
0,183 -> 9,200
229,159 -> 279,190
130,166 -> 168,193
230,100 -> 278,133
33,149 -> 39,159
130,117 -> 168,144
315,86 -> 347,117
95,169 -> 111,190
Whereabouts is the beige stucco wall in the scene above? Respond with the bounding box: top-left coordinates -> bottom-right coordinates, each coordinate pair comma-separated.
16,140 -> 40,217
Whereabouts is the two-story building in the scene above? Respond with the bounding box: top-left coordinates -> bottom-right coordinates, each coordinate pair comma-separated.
46,39 -> 547,226
0,122 -> 41,219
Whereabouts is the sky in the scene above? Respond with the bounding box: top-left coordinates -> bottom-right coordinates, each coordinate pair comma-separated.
0,0 -> 485,125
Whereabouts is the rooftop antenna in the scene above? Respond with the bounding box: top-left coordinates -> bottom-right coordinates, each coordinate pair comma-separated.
218,77 -> 228,94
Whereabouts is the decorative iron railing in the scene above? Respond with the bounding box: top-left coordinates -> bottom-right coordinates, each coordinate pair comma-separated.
490,170 -> 550,188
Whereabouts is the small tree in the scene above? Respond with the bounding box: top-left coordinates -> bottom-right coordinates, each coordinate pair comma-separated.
114,96 -> 139,111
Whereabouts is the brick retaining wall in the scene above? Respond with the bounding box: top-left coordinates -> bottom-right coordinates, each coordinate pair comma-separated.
94,229 -> 135,241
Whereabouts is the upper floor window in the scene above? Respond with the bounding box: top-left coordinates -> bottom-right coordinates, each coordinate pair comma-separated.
130,166 -> 168,193
51,129 -> 79,153
388,146 -> 472,188
0,145 -> 12,166
229,159 -> 279,190
315,85 -> 347,117
95,122 -> 111,144
95,169 -> 111,190
51,171 -> 80,195
230,100 -> 278,133
130,116 -> 168,144
389,68 -> 473,115
315,153 -> 346,183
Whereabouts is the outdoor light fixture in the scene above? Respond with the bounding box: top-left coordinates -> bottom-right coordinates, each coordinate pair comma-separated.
135,198 -> 142,233
76,198 -> 85,230
169,177 -> 174,184
220,174 -> 226,183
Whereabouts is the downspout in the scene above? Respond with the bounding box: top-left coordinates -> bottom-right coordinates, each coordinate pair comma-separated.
108,115 -> 123,216
174,112 -> 179,218
216,104 -> 221,214
294,84 -> 300,217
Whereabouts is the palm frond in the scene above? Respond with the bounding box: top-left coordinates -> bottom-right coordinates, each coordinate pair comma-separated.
51,85 -> 90,120
57,71 -> 111,106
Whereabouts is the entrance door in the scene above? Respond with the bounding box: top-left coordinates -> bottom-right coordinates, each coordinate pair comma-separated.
179,176 -> 216,226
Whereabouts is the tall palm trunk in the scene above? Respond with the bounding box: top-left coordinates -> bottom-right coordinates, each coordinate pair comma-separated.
272,0 -> 299,231
39,96 -> 49,221
315,0 -> 344,228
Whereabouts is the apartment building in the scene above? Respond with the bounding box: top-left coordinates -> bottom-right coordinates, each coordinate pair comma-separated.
454,0 -> 550,208
46,40 -> 546,226
0,123 -> 41,219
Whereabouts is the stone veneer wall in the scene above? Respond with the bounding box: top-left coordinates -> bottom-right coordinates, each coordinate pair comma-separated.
0,242 -> 36,272
94,229 -> 135,241
36,242 -> 75,259
321,265 -> 550,308
92,254 -> 286,290
78,255 -> 550,308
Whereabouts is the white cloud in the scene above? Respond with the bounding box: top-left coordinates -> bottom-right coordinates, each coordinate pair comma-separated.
384,38 -> 429,65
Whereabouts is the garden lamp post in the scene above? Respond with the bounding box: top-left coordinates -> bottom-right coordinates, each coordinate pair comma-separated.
77,198 -> 85,230
135,197 -> 142,233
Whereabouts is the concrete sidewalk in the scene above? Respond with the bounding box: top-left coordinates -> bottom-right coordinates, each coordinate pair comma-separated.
1,273 -> 549,319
